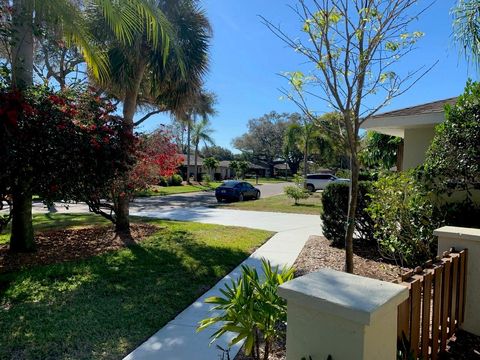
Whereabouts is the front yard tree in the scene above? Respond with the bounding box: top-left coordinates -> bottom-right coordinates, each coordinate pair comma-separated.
7,0 -> 169,251
96,0 -> 211,231
264,0 -> 432,272
0,87 -> 134,251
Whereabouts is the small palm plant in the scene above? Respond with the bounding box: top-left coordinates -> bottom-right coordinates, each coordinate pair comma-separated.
197,259 -> 294,360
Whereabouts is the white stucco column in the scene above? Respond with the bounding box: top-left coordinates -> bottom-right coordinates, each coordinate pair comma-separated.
278,269 -> 409,360
434,226 -> 480,336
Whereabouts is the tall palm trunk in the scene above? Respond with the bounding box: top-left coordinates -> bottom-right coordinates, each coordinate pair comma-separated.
10,0 -> 35,252
194,142 -> 199,181
117,57 -> 146,232
186,121 -> 191,183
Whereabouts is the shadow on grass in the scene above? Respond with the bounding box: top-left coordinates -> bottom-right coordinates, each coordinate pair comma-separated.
0,228 -> 249,360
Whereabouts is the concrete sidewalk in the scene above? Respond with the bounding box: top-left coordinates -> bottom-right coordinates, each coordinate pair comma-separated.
124,208 -> 321,360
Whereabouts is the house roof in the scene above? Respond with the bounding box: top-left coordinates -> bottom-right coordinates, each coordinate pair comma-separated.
179,154 -> 203,166
362,97 -> 458,138
370,97 -> 457,119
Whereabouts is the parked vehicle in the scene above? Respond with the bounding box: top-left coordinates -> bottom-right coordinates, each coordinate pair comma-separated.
305,173 -> 349,192
215,181 -> 261,202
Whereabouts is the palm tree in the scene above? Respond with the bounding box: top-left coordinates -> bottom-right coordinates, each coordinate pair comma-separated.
453,0 -> 480,66
179,90 -> 216,182
192,117 -> 215,182
8,0 -> 175,251
95,0 -> 211,231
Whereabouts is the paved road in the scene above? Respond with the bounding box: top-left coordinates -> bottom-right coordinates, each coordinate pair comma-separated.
30,182 -> 290,214
124,208 -> 321,360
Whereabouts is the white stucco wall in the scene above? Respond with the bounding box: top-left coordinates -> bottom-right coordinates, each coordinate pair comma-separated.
402,126 -> 436,169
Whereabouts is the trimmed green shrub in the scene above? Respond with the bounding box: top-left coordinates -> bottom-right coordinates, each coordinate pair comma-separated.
202,174 -> 211,185
169,174 -> 183,186
284,184 -> 310,205
367,171 -> 440,267
198,259 -> 294,360
321,181 -> 374,247
423,81 -> 480,229
158,176 -> 168,187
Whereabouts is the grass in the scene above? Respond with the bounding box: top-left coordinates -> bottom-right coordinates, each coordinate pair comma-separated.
135,182 -> 222,197
0,213 -> 273,360
224,192 -> 323,215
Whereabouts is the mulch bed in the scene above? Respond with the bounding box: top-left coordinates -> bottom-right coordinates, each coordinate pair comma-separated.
0,223 -> 158,273
293,235 -> 408,282
236,236 -> 480,359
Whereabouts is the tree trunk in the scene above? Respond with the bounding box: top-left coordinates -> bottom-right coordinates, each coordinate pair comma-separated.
9,0 -> 35,252
12,0 -> 34,88
186,121 -> 191,183
10,181 -> 35,252
303,141 -> 309,179
194,143 -> 199,182
345,152 -> 359,273
117,57 -> 146,232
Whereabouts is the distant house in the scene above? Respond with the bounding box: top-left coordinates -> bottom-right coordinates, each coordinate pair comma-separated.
274,163 -> 291,177
361,97 -> 457,170
178,155 -> 233,180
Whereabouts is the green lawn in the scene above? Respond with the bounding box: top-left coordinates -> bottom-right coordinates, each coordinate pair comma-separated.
135,182 -> 222,197
0,214 -> 273,360
224,192 -> 323,215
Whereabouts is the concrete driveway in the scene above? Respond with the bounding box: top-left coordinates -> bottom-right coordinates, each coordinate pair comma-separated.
31,182 -> 290,214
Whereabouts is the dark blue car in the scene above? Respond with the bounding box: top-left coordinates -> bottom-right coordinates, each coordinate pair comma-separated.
215,181 -> 261,202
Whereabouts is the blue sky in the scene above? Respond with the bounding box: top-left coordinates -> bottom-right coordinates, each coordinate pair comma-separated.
137,0 -> 475,150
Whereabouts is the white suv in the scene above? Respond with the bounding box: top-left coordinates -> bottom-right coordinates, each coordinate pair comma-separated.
305,174 -> 349,192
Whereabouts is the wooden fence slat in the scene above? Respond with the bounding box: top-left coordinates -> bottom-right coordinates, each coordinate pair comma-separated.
440,258 -> 452,351
450,255 -> 459,333
421,271 -> 433,360
410,278 -> 422,358
458,250 -> 467,324
431,266 -> 443,360
398,297 -> 411,344
397,249 -> 468,359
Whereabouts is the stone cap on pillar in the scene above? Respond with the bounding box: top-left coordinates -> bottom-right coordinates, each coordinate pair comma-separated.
278,268 -> 409,325
434,226 -> 480,242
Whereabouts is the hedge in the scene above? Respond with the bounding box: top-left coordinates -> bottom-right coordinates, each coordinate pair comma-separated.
320,181 -> 374,247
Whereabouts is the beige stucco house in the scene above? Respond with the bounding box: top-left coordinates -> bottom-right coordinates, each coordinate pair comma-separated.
362,97 -> 457,170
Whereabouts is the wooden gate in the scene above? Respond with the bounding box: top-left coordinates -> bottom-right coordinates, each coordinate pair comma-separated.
397,248 -> 468,359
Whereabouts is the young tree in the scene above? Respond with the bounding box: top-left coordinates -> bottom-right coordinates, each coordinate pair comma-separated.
264,0 -> 432,272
